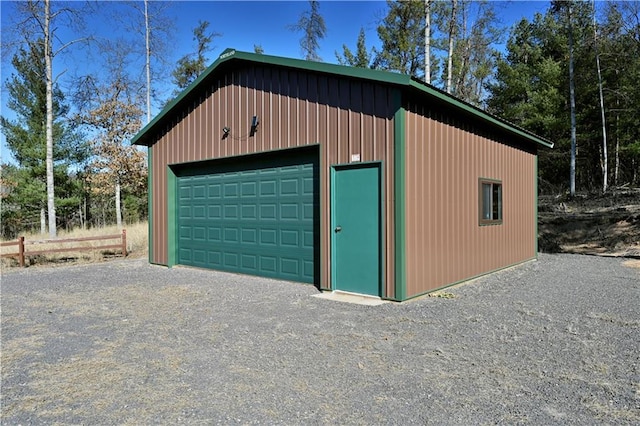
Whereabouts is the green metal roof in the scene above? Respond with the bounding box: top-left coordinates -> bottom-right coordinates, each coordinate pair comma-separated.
132,48 -> 553,148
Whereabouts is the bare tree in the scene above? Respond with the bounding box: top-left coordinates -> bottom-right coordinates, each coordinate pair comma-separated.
75,39 -> 146,228
122,1 -> 174,123
568,3 -> 577,196
425,0 -> 432,83
288,0 -> 327,61
446,0 -> 458,93
144,0 -> 151,124
593,0 -> 608,193
12,0 -> 87,237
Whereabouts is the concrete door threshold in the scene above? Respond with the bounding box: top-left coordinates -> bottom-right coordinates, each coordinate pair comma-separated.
312,290 -> 389,306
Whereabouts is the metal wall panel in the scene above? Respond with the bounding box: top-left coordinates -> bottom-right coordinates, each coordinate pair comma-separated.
148,65 -> 395,293
404,102 -> 537,298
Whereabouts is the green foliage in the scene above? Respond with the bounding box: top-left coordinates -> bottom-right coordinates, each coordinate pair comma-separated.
0,40 -> 89,236
487,1 -> 640,193
172,20 -> 220,91
335,28 -> 373,68
288,0 -> 327,61
374,0 -> 425,78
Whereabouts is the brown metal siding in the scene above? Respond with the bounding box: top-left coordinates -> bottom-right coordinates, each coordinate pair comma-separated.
148,65 -> 395,293
404,103 -> 537,298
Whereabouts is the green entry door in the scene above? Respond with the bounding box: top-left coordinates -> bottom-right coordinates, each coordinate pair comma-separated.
331,163 -> 382,296
176,149 -> 319,284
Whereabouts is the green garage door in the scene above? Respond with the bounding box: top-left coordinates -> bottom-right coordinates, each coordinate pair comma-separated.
176,149 -> 318,284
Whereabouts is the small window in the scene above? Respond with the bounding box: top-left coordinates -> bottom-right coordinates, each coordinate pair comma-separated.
479,179 -> 502,225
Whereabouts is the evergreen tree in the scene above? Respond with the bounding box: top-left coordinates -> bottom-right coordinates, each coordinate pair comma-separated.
374,0 -> 425,79
172,20 -> 219,91
1,40 -> 89,236
288,0 -> 327,61
335,28 -> 373,68
487,1 -> 640,193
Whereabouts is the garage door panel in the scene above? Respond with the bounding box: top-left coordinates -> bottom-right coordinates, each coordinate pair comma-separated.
224,252 -> 238,267
241,228 -> 257,244
280,258 -> 300,277
260,180 -> 277,196
223,228 -> 239,243
260,204 -> 277,220
260,256 -> 277,273
224,205 -> 238,219
242,254 -> 258,270
177,149 -> 318,284
241,205 -> 257,219
280,203 -> 299,220
260,229 -> 277,246
208,227 -> 221,241
208,251 -> 222,266
241,182 -> 257,196
193,205 -> 206,218
208,184 -> 221,198
208,205 -> 222,219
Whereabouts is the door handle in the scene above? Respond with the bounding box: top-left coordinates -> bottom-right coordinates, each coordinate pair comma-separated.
334,226 -> 342,233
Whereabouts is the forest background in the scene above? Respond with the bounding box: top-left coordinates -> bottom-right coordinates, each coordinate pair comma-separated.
1,0 -> 639,241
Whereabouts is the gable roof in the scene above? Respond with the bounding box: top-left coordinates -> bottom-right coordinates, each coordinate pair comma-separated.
132,48 -> 553,148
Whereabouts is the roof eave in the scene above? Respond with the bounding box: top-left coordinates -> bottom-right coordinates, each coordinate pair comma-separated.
407,80 -> 554,149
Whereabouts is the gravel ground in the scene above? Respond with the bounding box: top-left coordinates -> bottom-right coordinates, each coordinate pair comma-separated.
1,253 -> 639,425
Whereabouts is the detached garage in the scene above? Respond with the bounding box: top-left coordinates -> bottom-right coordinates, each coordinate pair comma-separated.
132,48 -> 552,302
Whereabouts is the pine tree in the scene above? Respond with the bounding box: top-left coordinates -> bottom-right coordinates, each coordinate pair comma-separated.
374,0 -> 425,78
1,40 -> 88,235
172,20 -> 220,91
335,28 -> 372,68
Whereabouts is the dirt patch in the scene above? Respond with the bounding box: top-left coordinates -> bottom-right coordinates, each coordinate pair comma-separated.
538,188 -> 640,258
623,259 -> 640,269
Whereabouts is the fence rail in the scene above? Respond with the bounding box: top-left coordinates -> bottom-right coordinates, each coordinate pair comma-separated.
1,230 -> 127,267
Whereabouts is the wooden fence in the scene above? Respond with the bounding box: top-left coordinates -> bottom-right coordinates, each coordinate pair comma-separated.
0,230 -> 127,267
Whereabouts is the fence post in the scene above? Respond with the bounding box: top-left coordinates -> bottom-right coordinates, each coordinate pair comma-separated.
18,236 -> 25,267
122,229 -> 127,257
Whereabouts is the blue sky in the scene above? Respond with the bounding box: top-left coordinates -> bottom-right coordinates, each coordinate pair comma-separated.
1,0 -> 552,165
166,0 -> 550,63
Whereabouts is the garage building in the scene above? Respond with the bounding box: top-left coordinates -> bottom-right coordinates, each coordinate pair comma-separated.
132,48 -> 553,302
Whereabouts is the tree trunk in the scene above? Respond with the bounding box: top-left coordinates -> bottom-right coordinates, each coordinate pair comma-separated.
44,0 -> 56,237
40,207 -> 46,235
614,91 -> 620,185
446,0 -> 457,94
144,0 -> 152,124
115,181 -> 123,229
568,3 -> 577,196
593,1 -> 608,193
425,0 -> 431,84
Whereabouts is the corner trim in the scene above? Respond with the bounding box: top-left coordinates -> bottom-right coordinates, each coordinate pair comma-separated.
148,147 -> 153,264
167,166 -> 177,268
393,90 -> 406,302
535,156 -> 539,257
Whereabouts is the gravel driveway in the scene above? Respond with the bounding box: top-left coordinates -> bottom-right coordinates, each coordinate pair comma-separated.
1,253 -> 638,425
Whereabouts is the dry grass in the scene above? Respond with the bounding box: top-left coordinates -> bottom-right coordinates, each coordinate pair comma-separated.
1,222 -> 148,269
623,259 -> 640,269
